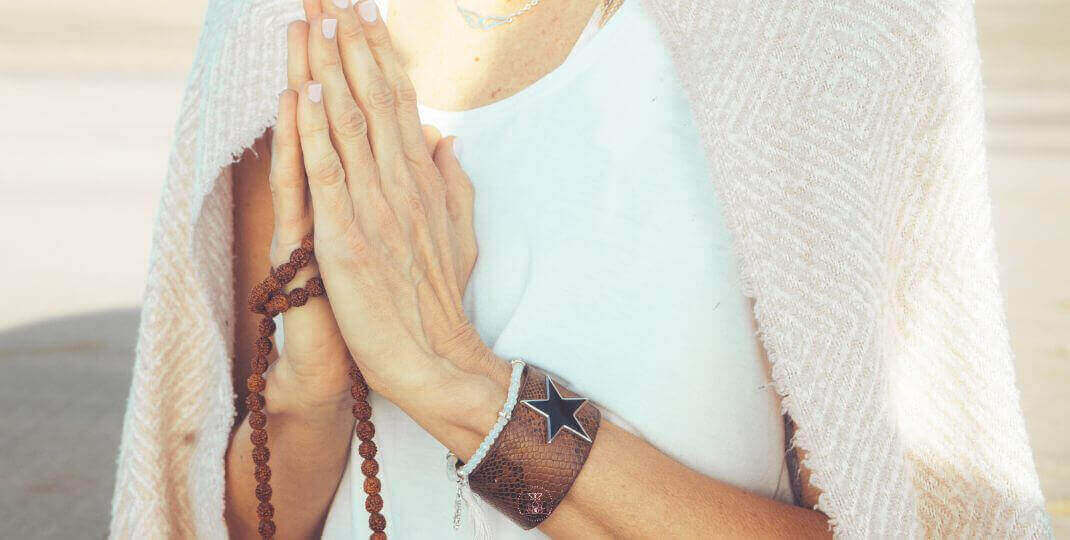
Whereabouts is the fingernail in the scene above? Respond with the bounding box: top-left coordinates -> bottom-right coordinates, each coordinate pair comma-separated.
308,82 -> 323,103
358,1 -> 379,23
332,0 -> 348,8
321,18 -> 338,39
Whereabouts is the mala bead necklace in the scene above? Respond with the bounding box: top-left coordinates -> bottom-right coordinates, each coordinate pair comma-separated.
246,233 -> 387,539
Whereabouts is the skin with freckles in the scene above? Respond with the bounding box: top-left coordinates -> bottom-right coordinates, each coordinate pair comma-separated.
226,1 -> 828,538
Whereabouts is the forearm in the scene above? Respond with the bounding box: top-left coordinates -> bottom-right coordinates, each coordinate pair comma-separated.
415,358 -> 831,539
224,358 -> 356,540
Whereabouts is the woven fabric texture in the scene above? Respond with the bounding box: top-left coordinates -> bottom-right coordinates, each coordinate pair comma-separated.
109,1 -> 1051,537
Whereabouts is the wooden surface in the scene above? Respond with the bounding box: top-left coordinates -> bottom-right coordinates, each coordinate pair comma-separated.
0,0 -> 1065,537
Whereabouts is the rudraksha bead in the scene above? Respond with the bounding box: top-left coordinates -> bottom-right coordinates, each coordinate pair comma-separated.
250,354 -> 269,375
306,277 -> 326,296
247,374 -> 266,393
257,317 -> 276,337
358,440 -> 377,459
350,378 -> 369,400
264,294 -> 289,315
249,411 -> 267,430
255,482 -> 273,502
356,420 -> 375,441
361,458 -> 379,477
370,532 -> 386,540
289,287 -> 309,307
273,262 -> 297,284
254,337 -> 273,356
365,493 -> 383,513
363,476 -> 381,495
352,401 -> 372,421
258,519 -> 276,538
252,445 -> 270,464
254,463 -> 271,483
245,393 -> 264,411
256,501 -> 275,520
301,234 -> 314,252
290,246 -> 312,267
369,512 -> 386,532
251,428 -> 268,446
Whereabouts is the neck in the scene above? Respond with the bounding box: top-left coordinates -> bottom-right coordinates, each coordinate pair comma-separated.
387,0 -> 602,110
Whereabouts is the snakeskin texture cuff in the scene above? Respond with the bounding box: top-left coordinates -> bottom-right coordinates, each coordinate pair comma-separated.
464,364 -> 601,529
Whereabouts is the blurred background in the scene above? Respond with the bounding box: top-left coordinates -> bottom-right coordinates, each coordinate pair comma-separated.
0,0 -> 1066,537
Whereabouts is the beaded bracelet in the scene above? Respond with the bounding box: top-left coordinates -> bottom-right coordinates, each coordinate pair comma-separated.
446,358 -> 526,529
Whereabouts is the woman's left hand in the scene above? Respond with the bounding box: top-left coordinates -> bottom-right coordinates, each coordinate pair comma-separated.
278,0 -> 506,409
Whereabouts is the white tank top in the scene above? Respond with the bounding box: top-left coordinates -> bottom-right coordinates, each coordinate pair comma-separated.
318,2 -> 792,537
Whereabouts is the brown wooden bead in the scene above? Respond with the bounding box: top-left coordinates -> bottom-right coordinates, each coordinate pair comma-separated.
289,287 -> 309,307
301,233 -> 314,252
255,482 -> 272,502
264,294 -> 289,315
306,277 -> 325,296
256,501 -> 275,520
356,420 -> 375,441
352,401 -> 372,421
258,518 -> 276,538
370,532 -> 386,540
248,279 -> 278,313
365,493 -> 383,513
252,445 -> 270,464
361,458 -> 379,477
245,393 -> 264,411
289,247 -> 312,267
273,262 -> 297,284
350,378 -> 368,400
369,512 -> 386,532
249,411 -> 267,430
358,440 -> 377,459
363,476 -> 381,495
254,463 -> 271,484
257,317 -> 276,337
250,355 -> 269,375
247,374 -> 266,393
250,428 -> 268,446
254,337 -> 273,356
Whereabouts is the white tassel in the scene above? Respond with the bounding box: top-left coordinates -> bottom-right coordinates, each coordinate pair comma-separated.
456,477 -> 493,540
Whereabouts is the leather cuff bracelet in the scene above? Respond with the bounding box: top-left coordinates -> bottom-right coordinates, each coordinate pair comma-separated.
462,364 -> 601,529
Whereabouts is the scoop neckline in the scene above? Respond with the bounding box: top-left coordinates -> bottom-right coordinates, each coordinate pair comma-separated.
415,1 -> 635,125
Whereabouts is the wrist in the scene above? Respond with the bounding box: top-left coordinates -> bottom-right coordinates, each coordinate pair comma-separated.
265,354 -> 354,429
398,355 -> 511,462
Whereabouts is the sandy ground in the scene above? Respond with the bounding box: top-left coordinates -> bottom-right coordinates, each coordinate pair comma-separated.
0,0 -> 1066,537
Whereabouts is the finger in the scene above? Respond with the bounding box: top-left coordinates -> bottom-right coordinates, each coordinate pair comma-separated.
434,136 -> 478,289
320,0 -> 405,168
302,0 -> 322,20
270,91 -> 344,358
422,125 -> 442,157
268,90 -> 309,248
287,21 -> 311,91
306,13 -> 379,201
355,1 -> 433,167
296,81 -> 356,237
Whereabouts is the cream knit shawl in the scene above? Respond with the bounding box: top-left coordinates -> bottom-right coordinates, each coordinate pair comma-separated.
110,1 -> 1052,537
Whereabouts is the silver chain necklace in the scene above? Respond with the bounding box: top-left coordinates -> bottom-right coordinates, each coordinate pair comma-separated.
455,0 -> 542,30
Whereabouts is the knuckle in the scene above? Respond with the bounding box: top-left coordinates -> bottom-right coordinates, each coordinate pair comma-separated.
308,155 -> 344,184
393,76 -> 418,106
338,21 -> 364,42
334,107 -> 368,138
366,79 -> 396,111
365,29 -> 392,50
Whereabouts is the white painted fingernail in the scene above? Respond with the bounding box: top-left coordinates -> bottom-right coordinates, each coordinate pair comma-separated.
308,83 -> 323,103
321,18 -> 338,39
332,0 -> 348,8
358,1 -> 379,23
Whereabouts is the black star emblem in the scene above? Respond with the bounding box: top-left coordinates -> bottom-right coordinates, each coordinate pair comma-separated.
521,374 -> 593,444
